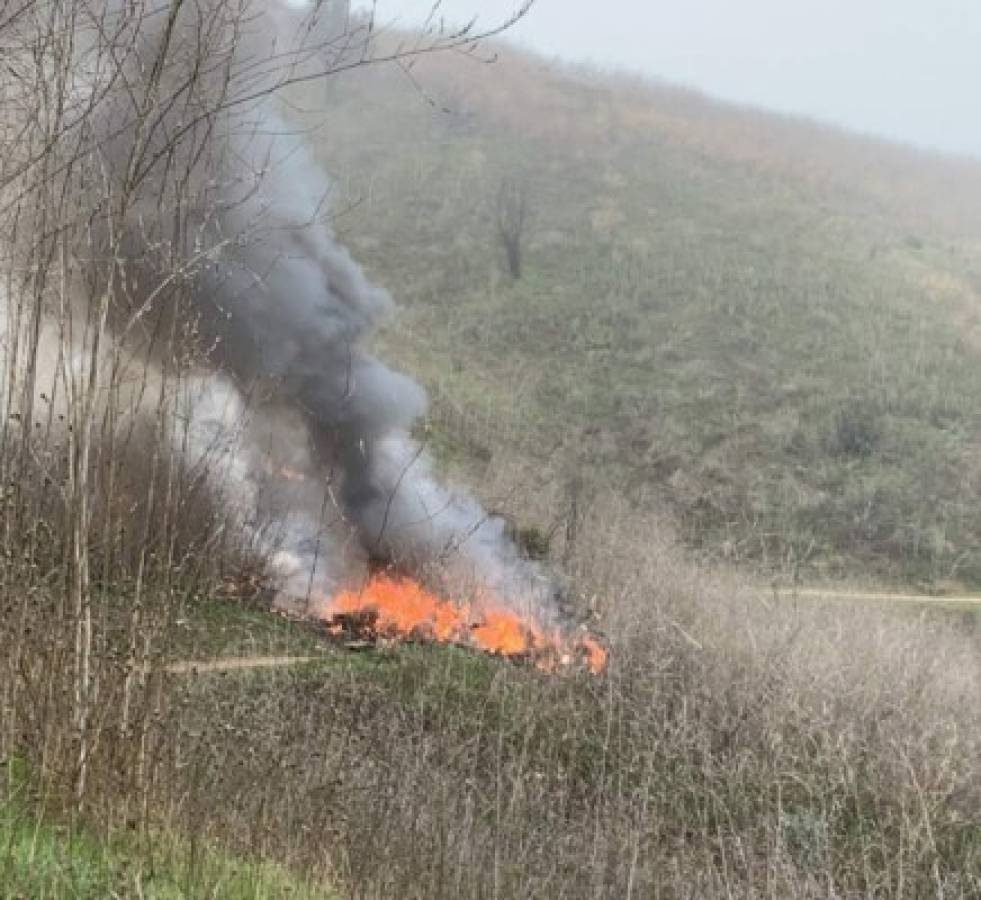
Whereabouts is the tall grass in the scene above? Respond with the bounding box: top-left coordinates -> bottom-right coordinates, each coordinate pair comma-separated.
142,498 -> 980,898
6,496 -> 979,896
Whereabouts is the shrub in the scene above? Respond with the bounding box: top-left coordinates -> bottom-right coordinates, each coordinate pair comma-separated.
830,398 -> 883,458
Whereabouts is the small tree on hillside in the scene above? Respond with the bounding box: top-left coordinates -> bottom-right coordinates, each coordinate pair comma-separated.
496,176 -> 530,280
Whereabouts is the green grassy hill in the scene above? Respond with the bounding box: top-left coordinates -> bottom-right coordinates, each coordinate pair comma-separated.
292,45 -> 981,587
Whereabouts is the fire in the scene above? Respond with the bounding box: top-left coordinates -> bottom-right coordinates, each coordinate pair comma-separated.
471,608 -> 540,657
325,574 -> 607,674
332,575 -> 466,641
578,635 -> 608,674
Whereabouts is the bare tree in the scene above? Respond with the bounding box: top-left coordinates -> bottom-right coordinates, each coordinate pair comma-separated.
496,176 -> 530,280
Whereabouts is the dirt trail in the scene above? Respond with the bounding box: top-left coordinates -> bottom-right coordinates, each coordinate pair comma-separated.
163,656 -> 321,675
774,588 -> 981,606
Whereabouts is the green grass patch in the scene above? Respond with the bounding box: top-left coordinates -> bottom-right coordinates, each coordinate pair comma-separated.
164,597 -> 326,662
0,794 -> 339,899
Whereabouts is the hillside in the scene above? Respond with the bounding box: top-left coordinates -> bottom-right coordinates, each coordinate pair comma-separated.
291,45 -> 981,588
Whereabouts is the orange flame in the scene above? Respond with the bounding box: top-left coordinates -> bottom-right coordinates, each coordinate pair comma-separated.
578,635 -> 608,674
325,574 -> 606,674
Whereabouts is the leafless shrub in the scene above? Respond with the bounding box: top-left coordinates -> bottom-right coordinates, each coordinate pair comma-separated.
0,0 -> 536,820
496,176 -> 530,279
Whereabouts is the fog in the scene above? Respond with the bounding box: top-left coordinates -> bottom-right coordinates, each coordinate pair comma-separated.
362,0 -> 981,159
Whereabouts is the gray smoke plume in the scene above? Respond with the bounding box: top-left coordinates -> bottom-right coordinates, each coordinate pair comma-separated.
69,0 -> 551,615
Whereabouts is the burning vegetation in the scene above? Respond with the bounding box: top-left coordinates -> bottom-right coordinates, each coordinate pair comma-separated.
322,574 -> 607,674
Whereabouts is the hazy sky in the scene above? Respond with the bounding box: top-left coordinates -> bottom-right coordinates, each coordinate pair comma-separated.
360,0 -> 981,159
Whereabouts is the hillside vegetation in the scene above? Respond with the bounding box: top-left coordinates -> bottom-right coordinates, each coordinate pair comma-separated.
295,45 -> 981,587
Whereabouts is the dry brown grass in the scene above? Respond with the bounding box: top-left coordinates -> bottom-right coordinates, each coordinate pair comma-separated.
5,490 -> 963,898
2,405 -> 979,898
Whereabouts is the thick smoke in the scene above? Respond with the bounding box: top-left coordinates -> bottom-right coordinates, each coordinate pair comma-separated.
72,0 -> 551,614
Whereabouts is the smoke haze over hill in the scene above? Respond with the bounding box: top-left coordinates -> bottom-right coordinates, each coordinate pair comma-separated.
359,0 -> 981,159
